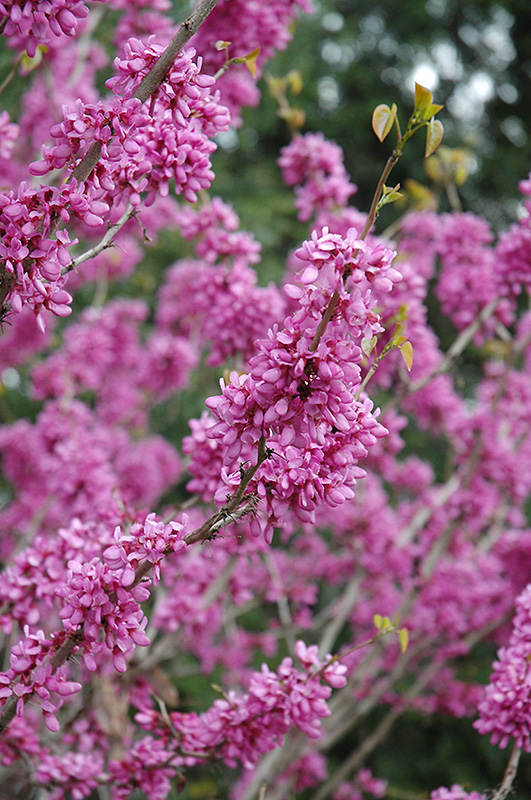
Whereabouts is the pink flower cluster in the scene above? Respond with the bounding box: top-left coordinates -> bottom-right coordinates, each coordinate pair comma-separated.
0,513 -> 187,731
104,513 -> 187,586
134,640 -> 346,772
279,132 -> 357,221
35,750 -> 108,800
58,558 -> 151,674
1,36 -> 230,325
434,212 -> 500,333
31,299 -> 197,424
0,111 -> 18,160
474,583 -> 531,751
30,41 -> 230,206
191,0 -> 313,124
0,627 -> 82,732
0,0 -> 93,55
0,181 -> 99,324
430,787 -> 486,800
334,768 -> 388,800
0,398 -> 182,561
189,226 -> 397,535
156,198 -> 285,367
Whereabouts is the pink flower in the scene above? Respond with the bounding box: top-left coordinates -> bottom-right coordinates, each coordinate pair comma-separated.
279,133 -> 357,221
474,583 -> 531,751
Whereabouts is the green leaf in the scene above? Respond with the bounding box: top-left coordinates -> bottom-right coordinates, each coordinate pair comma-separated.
414,82 -> 433,111
286,69 -> 303,95
241,46 -> 260,78
399,627 -> 409,653
214,40 -> 231,51
399,341 -> 414,371
380,190 -> 403,207
373,614 -> 383,630
424,102 -> 444,120
20,45 -> 47,73
425,119 -> 444,158
361,337 -> 376,357
372,103 -> 397,143
393,322 -> 404,339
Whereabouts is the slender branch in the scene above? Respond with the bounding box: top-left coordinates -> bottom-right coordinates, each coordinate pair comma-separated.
490,743 -> 521,800
391,296 -> 499,405
318,571 -> 362,658
309,147 -> 403,355
360,151 -> 402,240
71,0 -> 221,184
184,434 -> 267,546
62,202 -> 135,276
134,0 -> 220,104
395,473 -> 460,547
0,55 -> 21,97
0,697 -> 17,734
309,290 -> 339,352
312,708 -> 398,800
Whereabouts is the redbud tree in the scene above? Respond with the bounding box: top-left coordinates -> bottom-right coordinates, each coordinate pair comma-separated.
0,1 -> 531,799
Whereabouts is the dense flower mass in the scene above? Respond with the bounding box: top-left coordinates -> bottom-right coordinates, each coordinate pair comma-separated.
474,583 -> 531,751
1,1 -> 531,799
191,0 -> 313,123
130,640 -> 347,773
30,42 -> 230,206
279,132 -> 357,221
2,35 -> 230,324
0,0 -> 93,55
193,227 -> 397,535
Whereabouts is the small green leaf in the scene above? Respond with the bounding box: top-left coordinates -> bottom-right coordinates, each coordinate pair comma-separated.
286,69 -> 303,95
425,119 -> 444,158
399,341 -> 414,371
373,614 -> 383,630
20,45 -> 47,73
424,102 -> 444,120
380,190 -> 403,207
241,46 -> 260,78
393,322 -> 404,339
361,337 -> 375,357
399,627 -> 409,653
414,82 -> 433,111
214,40 -> 231,51
372,103 -> 397,142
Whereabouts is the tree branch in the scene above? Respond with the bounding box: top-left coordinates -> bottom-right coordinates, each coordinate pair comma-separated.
491,743 -> 521,800
62,202 -> 135,276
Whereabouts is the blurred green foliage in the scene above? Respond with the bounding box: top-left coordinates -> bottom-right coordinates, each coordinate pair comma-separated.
212,0 -> 531,239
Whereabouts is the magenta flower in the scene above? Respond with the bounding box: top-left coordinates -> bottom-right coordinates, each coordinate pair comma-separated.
475,583 -> 531,751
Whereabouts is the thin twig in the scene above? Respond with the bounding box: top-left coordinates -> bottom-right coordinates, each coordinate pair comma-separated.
389,296 -> 499,407
62,202 -> 135,276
